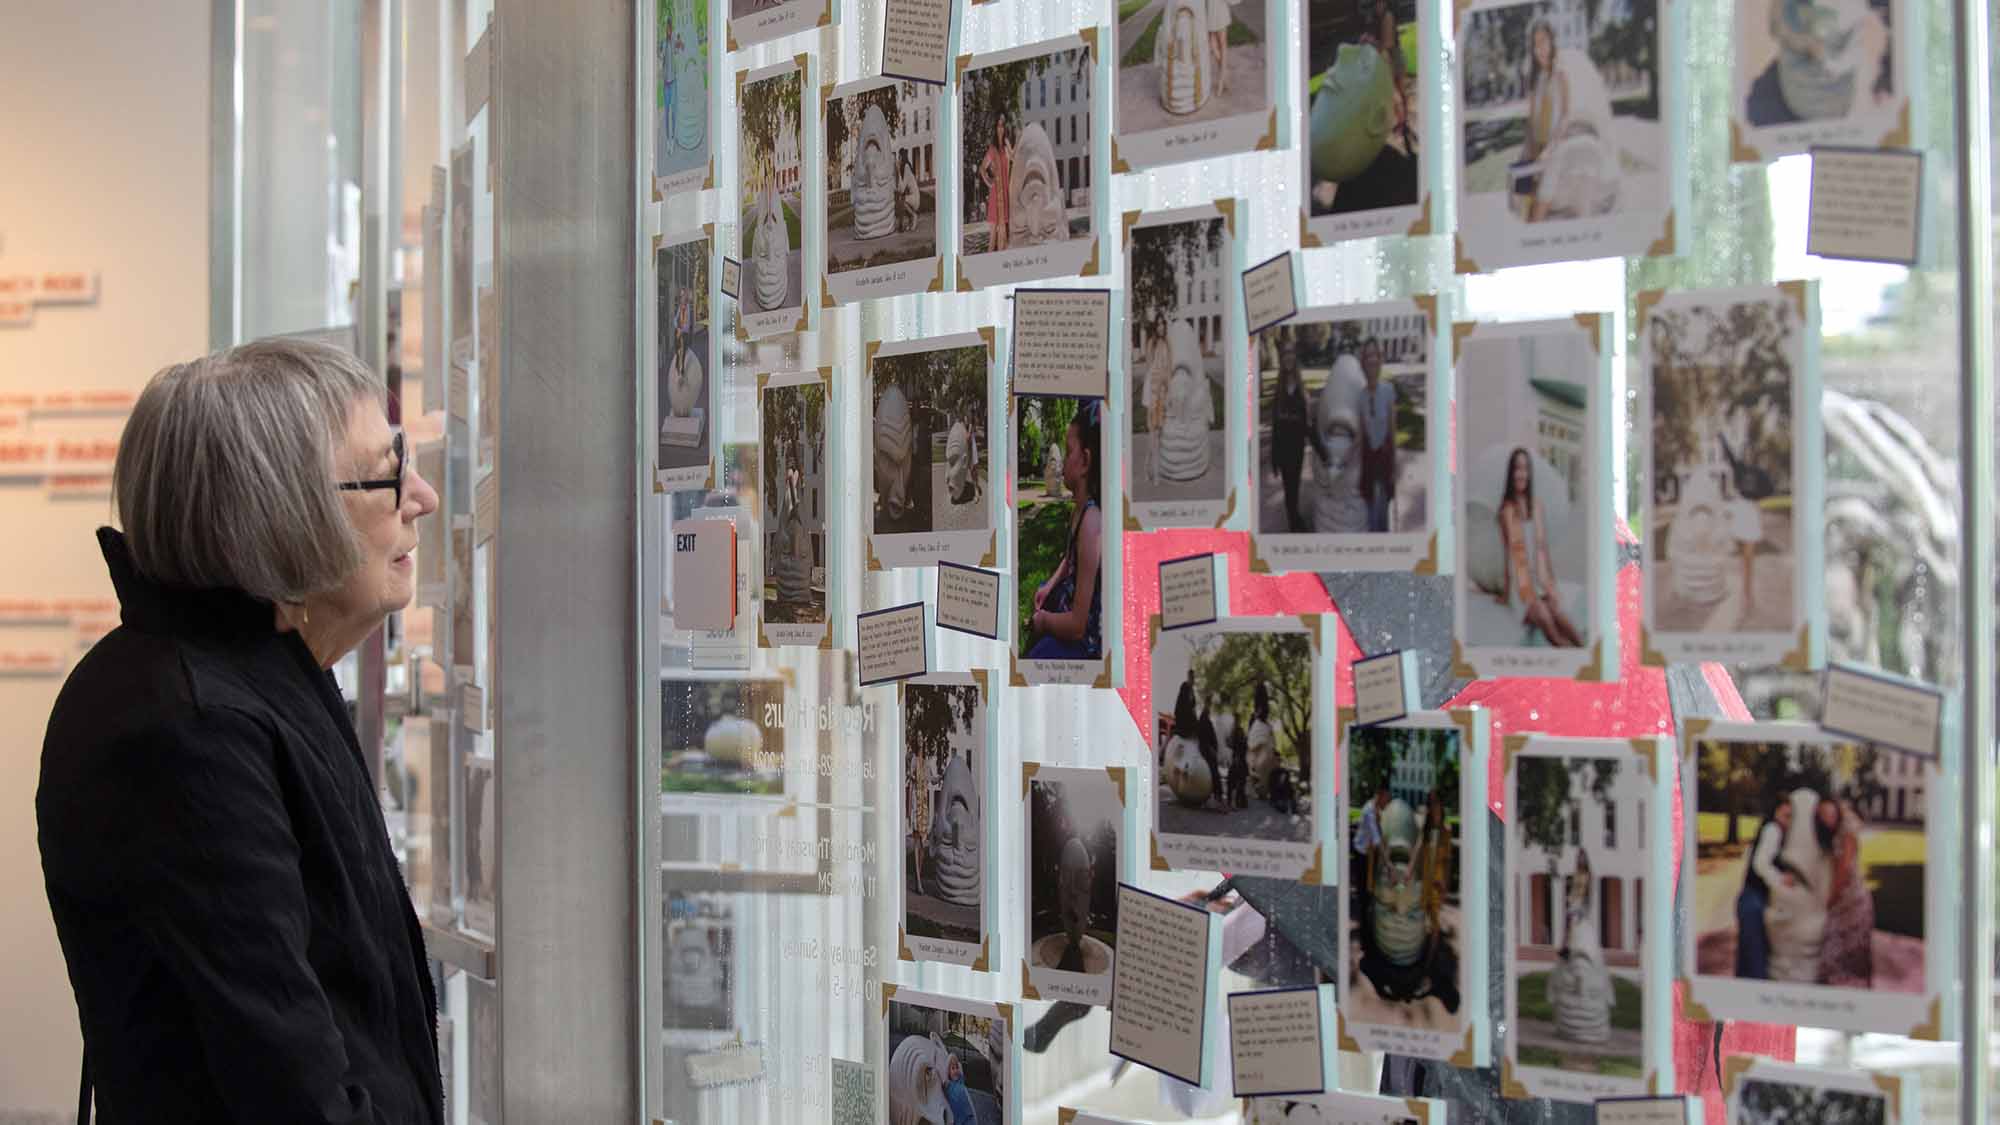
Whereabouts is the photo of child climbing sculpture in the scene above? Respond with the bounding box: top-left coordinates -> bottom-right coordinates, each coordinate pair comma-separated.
1025,767 -> 1124,1003
1343,723 -> 1464,1031
1693,734 -> 1926,994
1645,288 -> 1804,641
654,0 -> 710,193
1508,753 -> 1648,1086
1151,625 -> 1314,842
885,992 -> 1010,1125
902,680 -> 988,965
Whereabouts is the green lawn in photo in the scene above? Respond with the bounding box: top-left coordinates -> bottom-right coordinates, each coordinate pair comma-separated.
1123,12 -> 1258,67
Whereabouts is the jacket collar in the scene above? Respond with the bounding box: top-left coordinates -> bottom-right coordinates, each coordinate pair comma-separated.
99,527 -> 281,641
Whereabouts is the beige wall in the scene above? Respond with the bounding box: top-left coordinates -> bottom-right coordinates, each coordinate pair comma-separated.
0,2 -> 209,1113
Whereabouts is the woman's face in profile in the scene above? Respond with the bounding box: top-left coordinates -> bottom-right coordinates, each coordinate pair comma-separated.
324,400 -> 438,626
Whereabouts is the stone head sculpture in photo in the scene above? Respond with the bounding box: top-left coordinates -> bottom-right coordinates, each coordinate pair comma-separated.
1006,122 -> 1068,247
1310,42 -> 1396,186
887,1030 -> 955,1125
1155,0 -> 1216,114
852,103 -> 897,240
946,419 -> 978,505
930,751 -> 982,906
753,184 -> 790,310
1370,797 -> 1427,968
1155,317 -> 1216,483
873,382 -> 916,521
1312,352 -> 1370,535
1550,850 -> 1613,1043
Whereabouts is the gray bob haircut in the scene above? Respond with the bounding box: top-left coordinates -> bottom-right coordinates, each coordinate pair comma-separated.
113,338 -> 386,605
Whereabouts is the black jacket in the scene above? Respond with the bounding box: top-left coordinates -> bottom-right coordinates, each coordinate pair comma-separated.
38,529 -> 443,1124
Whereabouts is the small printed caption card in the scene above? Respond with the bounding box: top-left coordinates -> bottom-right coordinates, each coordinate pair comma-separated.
1352,650 -> 1419,727
1808,147 -> 1923,265
880,0 -> 952,85
1011,289 -> 1112,397
857,601 -> 929,685
1594,1094 -> 1695,1125
671,518 -> 737,632
1820,663 -> 1944,757
936,561 -> 1003,639
1109,883 -> 1220,1087
1241,251 -> 1299,335
685,1042 -> 765,1089
1158,553 -> 1219,631
720,258 -> 742,301
1228,985 -> 1334,1097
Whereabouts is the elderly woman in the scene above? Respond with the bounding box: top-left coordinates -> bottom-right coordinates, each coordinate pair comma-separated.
38,339 -> 444,1122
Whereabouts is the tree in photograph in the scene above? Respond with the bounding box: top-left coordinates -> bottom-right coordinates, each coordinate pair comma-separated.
1188,633 -> 1314,782
904,684 -> 980,769
1737,1079 -> 1886,1125
1516,756 -> 1619,864
1016,396 -> 1079,488
1698,738 -> 1790,845
761,383 -> 824,511
1128,219 -> 1223,344
740,71 -> 801,193
1648,296 -> 1795,505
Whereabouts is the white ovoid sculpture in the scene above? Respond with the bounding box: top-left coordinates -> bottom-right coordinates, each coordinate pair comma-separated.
887,1031 -> 954,1125
1531,48 -> 1621,220
1665,469 -> 1734,605
929,753 -> 982,906
1162,732 -> 1214,807
1006,123 -> 1068,248
1369,798 -> 1427,966
1244,712 -> 1278,798
1154,319 -> 1215,483
873,384 -> 916,521
852,104 -> 897,241
1550,858 -> 1614,1043
1311,353 -> 1370,535
1766,787 -> 1833,983
945,420 -> 978,505
1154,0 -> 1215,115
670,33 -> 707,152
664,333 -> 705,419
1043,441 -> 1067,498
702,714 -> 762,766
752,186 -> 790,311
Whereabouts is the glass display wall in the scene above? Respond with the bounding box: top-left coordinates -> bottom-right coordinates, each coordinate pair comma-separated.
326,0 -> 2000,1117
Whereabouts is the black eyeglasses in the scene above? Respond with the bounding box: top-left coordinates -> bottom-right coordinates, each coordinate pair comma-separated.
337,430 -> 407,508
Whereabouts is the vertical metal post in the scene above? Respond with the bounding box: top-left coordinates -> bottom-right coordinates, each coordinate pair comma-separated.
1957,0 -> 1996,1111
208,0 -> 242,350
356,0 -> 395,785
493,0 -> 642,1117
